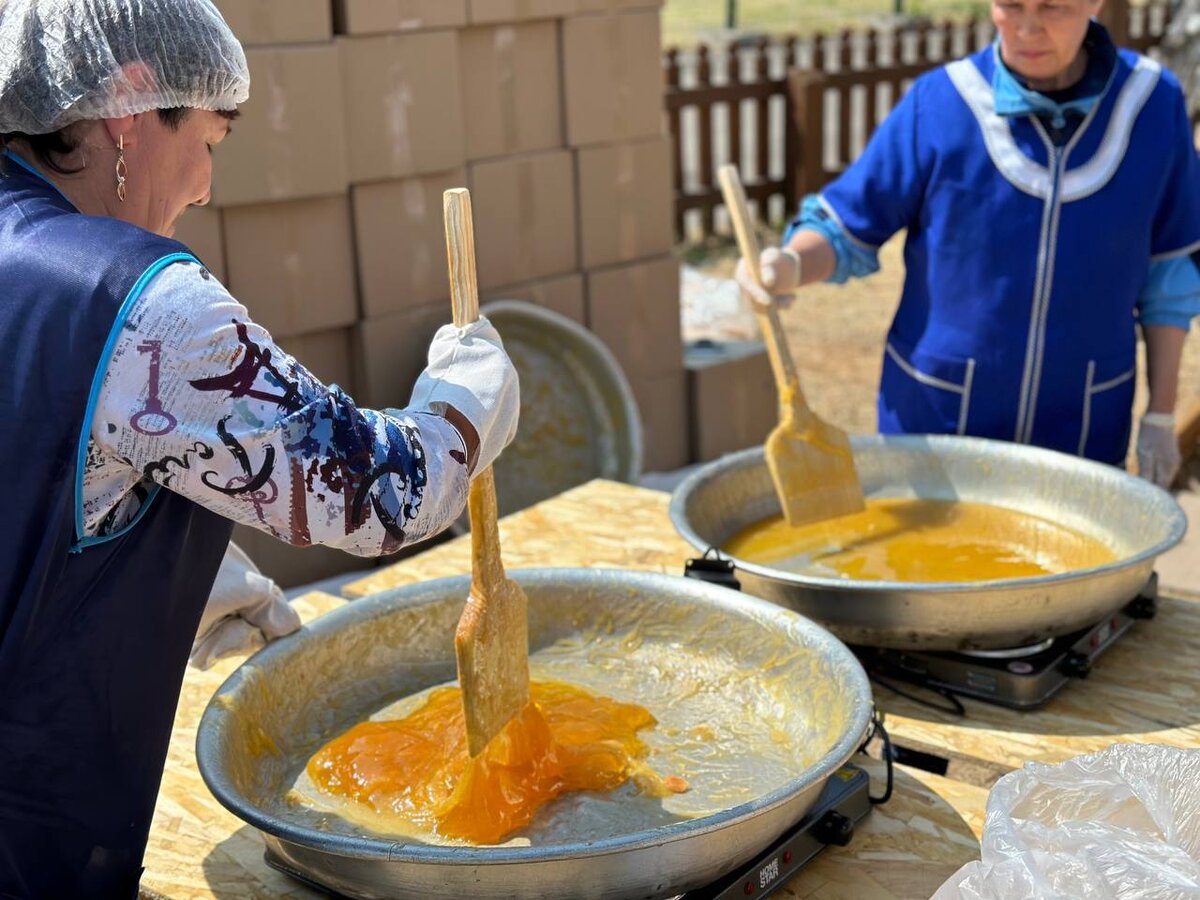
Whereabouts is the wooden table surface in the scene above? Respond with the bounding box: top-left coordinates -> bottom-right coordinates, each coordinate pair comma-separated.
142,584 -> 988,900
346,479 -> 1200,785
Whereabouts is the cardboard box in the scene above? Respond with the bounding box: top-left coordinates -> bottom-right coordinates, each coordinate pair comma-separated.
333,0 -> 467,34
686,341 -> 774,462
352,171 -> 466,318
562,11 -> 664,147
339,33 -> 466,183
354,304 -> 452,409
467,0 -> 576,24
222,196 -> 358,340
284,328 -> 358,395
485,273 -> 586,323
212,0 -> 331,45
172,206 -> 226,283
576,137 -> 674,270
212,46 -> 349,206
460,22 -> 562,161
232,523 -> 377,590
586,256 -> 681,378
627,370 -> 690,472
469,150 -> 577,290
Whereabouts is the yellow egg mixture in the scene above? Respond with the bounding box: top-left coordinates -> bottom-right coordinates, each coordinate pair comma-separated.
307,680 -> 687,845
725,498 -> 1115,582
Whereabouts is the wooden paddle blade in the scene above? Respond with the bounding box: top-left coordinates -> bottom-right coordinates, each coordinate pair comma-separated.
455,575 -> 531,757
766,412 -> 865,528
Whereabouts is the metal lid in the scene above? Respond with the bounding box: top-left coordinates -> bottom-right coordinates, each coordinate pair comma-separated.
481,300 -> 642,519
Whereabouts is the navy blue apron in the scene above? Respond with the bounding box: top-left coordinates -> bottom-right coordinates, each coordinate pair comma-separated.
0,156 -> 233,898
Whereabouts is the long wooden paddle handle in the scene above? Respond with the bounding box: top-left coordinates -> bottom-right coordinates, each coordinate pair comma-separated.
445,188 -> 481,329
717,165 -> 807,412
444,188 -> 505,584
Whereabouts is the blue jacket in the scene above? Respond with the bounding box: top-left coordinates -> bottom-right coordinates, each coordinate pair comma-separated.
0,160 -> 233,897
802,40 -> 1200,464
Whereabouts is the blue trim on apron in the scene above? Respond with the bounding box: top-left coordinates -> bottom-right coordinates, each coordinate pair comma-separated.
72,252 -> 198,551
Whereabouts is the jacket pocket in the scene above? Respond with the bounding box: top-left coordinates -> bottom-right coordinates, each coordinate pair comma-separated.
881,337 -> 977,436
1077,354 -> 1136,462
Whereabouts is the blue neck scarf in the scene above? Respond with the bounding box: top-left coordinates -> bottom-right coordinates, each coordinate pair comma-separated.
993,21 -> 1115,129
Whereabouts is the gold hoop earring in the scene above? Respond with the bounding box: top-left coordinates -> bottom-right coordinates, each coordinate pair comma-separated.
115,135 -> 127,203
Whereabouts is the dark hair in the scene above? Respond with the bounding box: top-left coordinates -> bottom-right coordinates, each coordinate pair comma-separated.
1,107 -> 238,175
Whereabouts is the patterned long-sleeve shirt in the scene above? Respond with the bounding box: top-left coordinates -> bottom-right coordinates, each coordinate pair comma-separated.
83,259 -> 468,556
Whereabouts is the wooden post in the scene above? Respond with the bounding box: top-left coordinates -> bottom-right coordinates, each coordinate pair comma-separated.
1099,0 -> 1130,46
666,48 -> 685,242
788,69 -> 827,198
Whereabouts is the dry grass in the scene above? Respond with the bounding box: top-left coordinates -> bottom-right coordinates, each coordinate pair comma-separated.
662,0 -> 988,45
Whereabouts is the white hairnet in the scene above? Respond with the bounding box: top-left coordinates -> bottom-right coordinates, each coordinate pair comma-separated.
0,0 -> 249,135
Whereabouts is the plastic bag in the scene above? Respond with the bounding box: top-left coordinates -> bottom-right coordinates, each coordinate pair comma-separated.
935,743 -> 1200,899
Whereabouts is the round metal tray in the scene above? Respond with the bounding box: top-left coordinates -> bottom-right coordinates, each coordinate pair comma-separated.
670,435 -> 1187,650
483,301 -> 641,518
197,569 -> 872,900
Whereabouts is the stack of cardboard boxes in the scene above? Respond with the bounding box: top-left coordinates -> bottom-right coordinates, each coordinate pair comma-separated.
175,0 -> 685,586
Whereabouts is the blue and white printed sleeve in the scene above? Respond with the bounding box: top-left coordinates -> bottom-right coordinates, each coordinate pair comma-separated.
84,260 -> 469,556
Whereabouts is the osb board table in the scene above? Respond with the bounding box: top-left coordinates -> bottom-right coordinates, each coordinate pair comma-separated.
871,588 -> 1200,784
346,479 -> 1200,786
140,559 -> 988,898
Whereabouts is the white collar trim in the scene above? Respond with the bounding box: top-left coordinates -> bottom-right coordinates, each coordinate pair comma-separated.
945,54 -> 1161,203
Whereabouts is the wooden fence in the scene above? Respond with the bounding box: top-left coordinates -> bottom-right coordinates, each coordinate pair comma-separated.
665,3 -> 1173,241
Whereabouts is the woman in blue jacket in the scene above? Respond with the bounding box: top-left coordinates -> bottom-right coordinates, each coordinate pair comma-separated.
740,0 -> 1200,488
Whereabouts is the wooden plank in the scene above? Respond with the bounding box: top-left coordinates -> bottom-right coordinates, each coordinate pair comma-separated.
727,44 -> 743,176
666,79 -> 781,111
697,44 -> 715,236
788,69 -> 828,199
666,48 -> 684,229
836,31 -> 853,169
755,39 -> 772,188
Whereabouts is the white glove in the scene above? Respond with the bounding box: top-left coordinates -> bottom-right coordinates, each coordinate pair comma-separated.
407,316 -> 519,475
734,247 -> 801,309
1136,412 -> 1181,490
190,542 -> 302,669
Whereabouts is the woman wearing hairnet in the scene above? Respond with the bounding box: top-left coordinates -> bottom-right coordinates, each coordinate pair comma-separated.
0,1 -> 518,894
739,0 -> 1200,488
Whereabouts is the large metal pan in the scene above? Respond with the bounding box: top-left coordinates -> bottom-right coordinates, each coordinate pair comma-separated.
669,435 -> 1186,651
197,569 -> 872,900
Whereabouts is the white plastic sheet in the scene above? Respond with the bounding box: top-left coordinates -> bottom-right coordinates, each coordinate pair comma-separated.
935,744 -> 1200,899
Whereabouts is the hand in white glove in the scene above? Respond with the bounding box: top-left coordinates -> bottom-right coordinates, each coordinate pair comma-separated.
1136,412 -> 1181,490
190,542 -> 302,669
407,316 -> 519,475
734,247 -> 801,309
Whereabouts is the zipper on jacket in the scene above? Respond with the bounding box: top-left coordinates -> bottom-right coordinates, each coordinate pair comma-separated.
1014,141 -> 1066,444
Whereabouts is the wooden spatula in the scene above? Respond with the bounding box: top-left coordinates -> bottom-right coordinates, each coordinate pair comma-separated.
443,187 -> 531,757
717,164 -> 865,527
